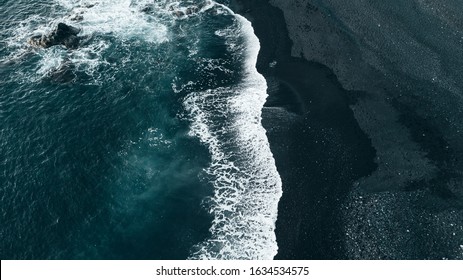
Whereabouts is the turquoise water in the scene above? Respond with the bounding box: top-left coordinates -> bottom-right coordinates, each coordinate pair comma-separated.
0,0 -> 281,259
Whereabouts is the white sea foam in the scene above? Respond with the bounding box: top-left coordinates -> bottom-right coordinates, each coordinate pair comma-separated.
3,0 -> 174,83
55,0 -> 170,43
184,2 -> 282,260
52,0 -> 172,82
2,0 -> 283,259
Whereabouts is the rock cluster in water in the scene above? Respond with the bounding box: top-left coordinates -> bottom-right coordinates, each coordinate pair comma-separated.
28,23 -> 81,49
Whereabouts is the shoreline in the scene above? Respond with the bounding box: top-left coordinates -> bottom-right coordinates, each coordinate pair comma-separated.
187,4 -> 283,259
229,0 -> 376,259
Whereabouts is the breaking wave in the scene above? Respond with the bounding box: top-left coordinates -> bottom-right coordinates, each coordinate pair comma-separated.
184,3 -> 282,260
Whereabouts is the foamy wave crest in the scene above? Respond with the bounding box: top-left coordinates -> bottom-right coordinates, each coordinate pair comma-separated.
55,0 -> 169,43
185,3 -> 282,260
2,0 -> 174,83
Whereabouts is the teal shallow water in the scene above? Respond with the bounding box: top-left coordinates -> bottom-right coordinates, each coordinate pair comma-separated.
1,0 -> 212,259
0,0 -> 281,259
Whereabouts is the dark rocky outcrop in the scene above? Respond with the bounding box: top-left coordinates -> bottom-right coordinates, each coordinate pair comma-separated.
28,23 -> 81,49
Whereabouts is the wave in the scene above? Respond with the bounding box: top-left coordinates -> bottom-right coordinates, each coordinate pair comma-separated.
2,0 -> 174,83
184,2 -> 283,260
1,0 -> 283,259
54,0 -> 170,43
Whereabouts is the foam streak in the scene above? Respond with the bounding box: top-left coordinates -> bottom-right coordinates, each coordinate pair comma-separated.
185,2 -> 283,260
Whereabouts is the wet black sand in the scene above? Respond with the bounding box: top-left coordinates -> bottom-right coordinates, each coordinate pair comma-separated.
230,0 -> 463,259
230,0 -> 376,259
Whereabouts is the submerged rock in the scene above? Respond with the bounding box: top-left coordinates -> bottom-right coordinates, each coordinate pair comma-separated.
140,6 -> 153,13
69,13 -> 84,22
28,23 -> 81,49
47,60 -> 76,83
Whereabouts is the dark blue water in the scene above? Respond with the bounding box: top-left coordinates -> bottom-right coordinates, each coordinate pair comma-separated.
0,0 -> 282,259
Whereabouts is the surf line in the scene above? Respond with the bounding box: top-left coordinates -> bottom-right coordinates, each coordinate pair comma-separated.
186,1 -> 283,260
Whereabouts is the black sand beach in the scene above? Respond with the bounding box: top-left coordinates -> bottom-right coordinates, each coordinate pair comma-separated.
230,0 -> 463,259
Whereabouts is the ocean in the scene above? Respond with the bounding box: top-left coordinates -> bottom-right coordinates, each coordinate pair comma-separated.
0,0 -> 282,259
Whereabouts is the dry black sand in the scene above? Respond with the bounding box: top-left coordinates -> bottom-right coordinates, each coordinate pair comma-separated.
229,0 -> 463,259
